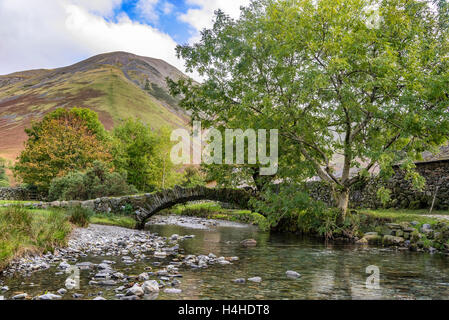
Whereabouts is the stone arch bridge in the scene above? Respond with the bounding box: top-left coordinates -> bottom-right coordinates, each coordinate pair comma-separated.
79,186 -> 258,229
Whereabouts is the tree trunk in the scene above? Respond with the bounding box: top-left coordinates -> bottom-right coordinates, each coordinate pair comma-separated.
334,188 -> 349,224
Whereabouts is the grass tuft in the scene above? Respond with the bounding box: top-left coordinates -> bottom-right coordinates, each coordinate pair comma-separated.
67,206 -> 92,228
0,207 -> 72,270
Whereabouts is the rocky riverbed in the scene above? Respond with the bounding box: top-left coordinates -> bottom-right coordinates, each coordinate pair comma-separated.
0,217 -> 243,300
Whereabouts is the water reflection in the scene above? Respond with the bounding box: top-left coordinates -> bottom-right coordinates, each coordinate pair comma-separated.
2,221 -> 449,300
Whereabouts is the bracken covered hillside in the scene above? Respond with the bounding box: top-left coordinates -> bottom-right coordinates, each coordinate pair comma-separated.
0,51 -> 190,162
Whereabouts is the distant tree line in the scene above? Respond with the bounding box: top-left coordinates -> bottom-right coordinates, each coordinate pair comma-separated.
13,107 -> 205,201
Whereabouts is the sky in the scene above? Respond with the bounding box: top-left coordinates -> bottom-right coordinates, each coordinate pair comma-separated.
0,0 -> 250,79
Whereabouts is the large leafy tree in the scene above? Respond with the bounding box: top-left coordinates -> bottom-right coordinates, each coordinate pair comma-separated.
170,0 -> 449,218
112,119 -> 181,192
14,108 -> 112,190
25,107 -> 108,142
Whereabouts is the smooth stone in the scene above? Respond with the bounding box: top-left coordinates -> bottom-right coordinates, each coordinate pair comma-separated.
248,277 -> 262,283
76,262 -> 94,270
58,261 -> 71,269
97,263 -> 111,270
422,224 -> 431,230
233,278 -> 246,284
142,280 -> 160,294
138,272 -> 150,281
164,288 -> 182,294
57,288 -> 67,295
93,296 -> 107,300
37,293 -> 62,300
126,284 -> 144,297
12,293 -> 28,300
1,286 -> 9,292
154,251 -> 167,258
240,239 -> 257,247
120,295 -> 139,300
94,272 -> 111,279
286,270 -> 301,279
97,280 -> 117,286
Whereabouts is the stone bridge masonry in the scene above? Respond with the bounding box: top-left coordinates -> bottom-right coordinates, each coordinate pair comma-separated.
0,186 -> 258,230
130,186 -> 257,229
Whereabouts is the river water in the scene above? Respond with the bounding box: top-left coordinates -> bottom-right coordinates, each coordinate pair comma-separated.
2,217 -> 449,300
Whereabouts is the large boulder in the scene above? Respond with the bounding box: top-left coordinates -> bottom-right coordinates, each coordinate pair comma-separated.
383,235 -> 405,246
361,233 -> 382,245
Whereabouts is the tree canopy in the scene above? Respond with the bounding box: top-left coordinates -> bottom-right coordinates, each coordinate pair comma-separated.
170,0 -> 449,216
112,118 -> 182,192
14,108 -> 112,190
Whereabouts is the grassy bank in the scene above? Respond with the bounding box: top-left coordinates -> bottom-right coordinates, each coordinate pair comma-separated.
167,202 -> 269,230
0,200 -> 34,204
0,207 -> 72,271
90,214 -> 136,229
360,209 -> 448,225
0,206 -> 138,270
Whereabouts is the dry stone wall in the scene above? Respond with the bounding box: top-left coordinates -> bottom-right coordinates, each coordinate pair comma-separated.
306,160 -> 449,210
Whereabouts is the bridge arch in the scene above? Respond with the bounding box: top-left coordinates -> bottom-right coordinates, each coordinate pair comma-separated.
132,186 -> 258,229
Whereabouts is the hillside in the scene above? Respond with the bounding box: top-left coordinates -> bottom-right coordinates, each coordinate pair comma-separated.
0,51 -> 190,162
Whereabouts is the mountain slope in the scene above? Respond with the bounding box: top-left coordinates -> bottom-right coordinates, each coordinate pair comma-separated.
0,52 -> 190,162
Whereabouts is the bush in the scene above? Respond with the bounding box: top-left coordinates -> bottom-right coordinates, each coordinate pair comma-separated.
67,206 -> 92,227
48,161 -> 137,201
251,183 -> 360,239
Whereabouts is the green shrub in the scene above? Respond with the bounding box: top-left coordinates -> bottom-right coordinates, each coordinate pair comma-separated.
251,183 -> 360,239
181,167 -> 206,188
48,161 -> 137,201
67,206 -> 92,227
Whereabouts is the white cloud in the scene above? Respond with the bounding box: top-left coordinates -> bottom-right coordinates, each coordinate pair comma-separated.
0,0 -> 187,78
0,0 -> 250,81
65,4 -> 183,70
179,0 -> 250,41
71,0 -> 123,15
162,1 -> 175,15
135,0 -> 160,23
